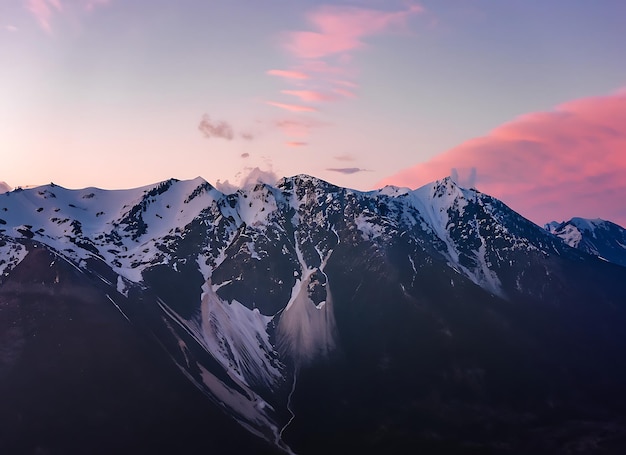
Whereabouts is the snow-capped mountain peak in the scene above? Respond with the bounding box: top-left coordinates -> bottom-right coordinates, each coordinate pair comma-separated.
547,217 -> 626,266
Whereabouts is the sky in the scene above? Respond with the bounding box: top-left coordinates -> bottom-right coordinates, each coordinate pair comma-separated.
2,0 -> 626,226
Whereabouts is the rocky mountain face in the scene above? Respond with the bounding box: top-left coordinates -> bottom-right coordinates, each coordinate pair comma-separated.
2,175 -> 626,454
546,217 -> 626,267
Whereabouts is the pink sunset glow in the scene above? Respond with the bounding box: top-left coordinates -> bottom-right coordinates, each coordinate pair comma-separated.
281,90 -> 336,102
266,101 -> 318,113
379,92 -> 626,226
266,69 -> 310,80
265,3 -> 424,145
4,2 -> 626,226
284,4 -> 423,59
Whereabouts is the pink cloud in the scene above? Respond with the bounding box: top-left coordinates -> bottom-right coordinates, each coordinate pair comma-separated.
266,69 -> 310,80
285,141 -> 308,147
378,91 -> 626,226
285,4 -> 424,59
281,90 -> 335,102
27,0 -> 62,33
26,0 -> 111,32
266,101 -> 317,113
267,4 -> 423,145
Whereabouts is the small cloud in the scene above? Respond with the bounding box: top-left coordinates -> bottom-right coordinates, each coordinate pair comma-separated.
240,167 -> 278,188
334,154 -> 355,162
450,168 -> 459,184
267,69 -> 310,80
241,152 -> 250,159
326,167 -> 370,174
281,90 -> 336,102
214,179 -> 237,194
267,101 -> 317,113
215,167 -> 278,193
4,25 -> 18,32
240,132 -> 254,141
198,114 -> 234,140
286,141 -> 308,147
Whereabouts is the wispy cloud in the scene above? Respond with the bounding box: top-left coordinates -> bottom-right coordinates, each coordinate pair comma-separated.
266,69 -> 310,80
284,4 -> 423,59
4,25 -> 19,32
326,167 -> 370,174
198,114 -> 234,140
26,0 -> 112,33
267,101 -> 318,113
286,141 -> 308,147
378,90 -> 626,226
267,3 -> 424,143
281,90 -> 336,102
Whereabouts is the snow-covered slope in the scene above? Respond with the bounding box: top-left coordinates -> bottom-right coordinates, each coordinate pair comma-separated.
546,217 -> 626,267
0,182 -> 11,194
2,174 -> 625,453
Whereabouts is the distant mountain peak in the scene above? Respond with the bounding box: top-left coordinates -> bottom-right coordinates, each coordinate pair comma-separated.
547,217 -> 626,266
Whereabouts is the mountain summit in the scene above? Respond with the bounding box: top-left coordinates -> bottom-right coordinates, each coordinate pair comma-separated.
2,175 -> 626,454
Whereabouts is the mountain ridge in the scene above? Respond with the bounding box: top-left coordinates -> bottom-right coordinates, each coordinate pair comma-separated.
2,174 -> 626,453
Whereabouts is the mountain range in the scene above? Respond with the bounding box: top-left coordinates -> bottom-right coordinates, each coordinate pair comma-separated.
1,175 -> 626,454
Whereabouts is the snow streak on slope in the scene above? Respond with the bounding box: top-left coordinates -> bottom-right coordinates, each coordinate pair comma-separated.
0,238 -> 27,279
197,272 -> 283,390
276,236 -> 336,366
155,292 -> 292,451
